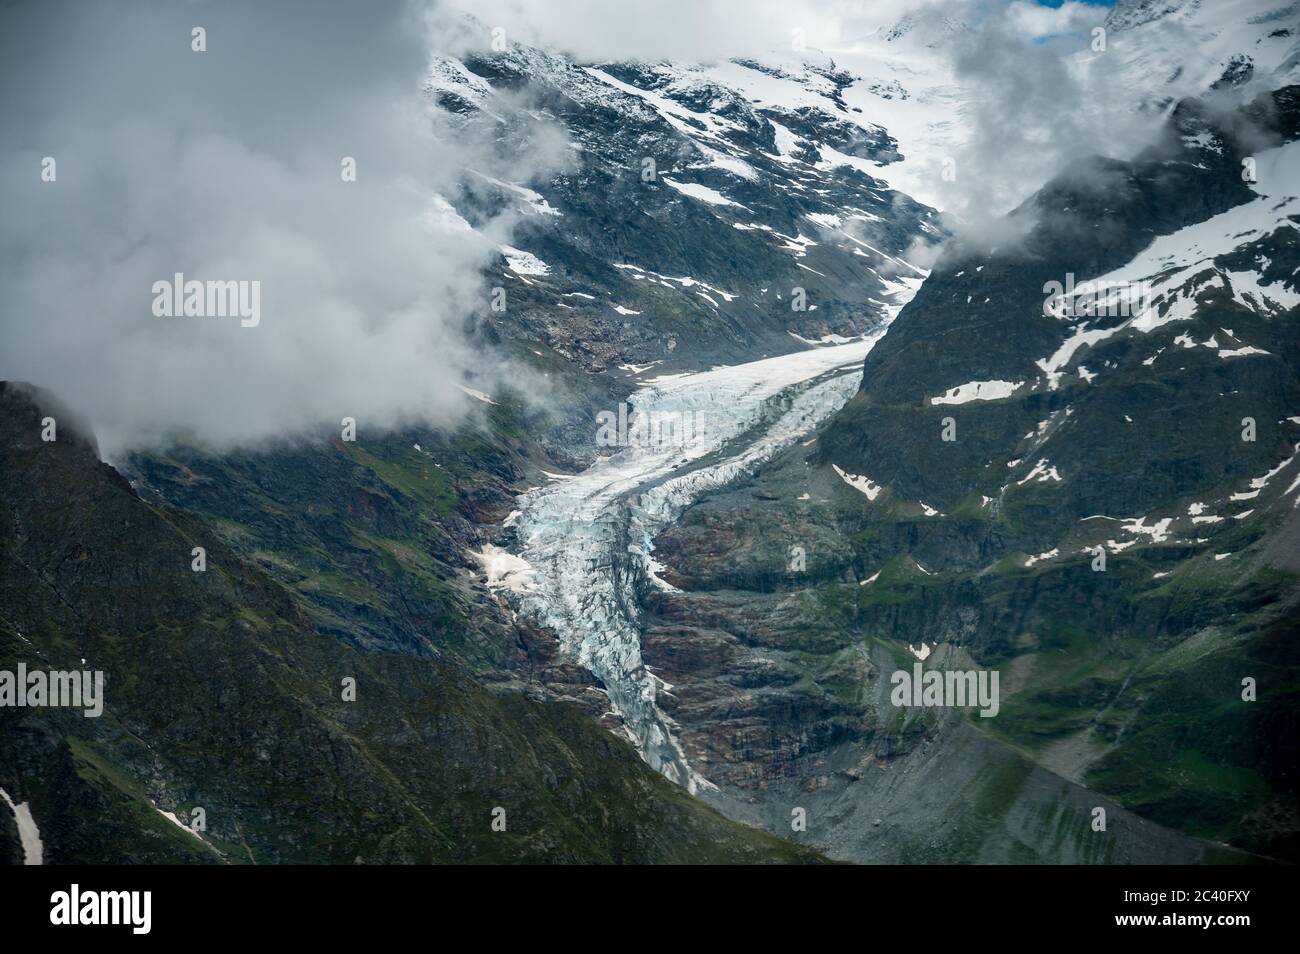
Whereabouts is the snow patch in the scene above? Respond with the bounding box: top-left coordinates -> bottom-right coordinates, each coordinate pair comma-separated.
661,177 -> 746,208
500,245 -> 550,276
1121,516 -> 1174,543
1017,459 -> 1063,485
0,787 -> 42,865
155,806 -> 206,842
832,464 -> 883,500
457,384 -> 498,405
930,379 -> 1023,405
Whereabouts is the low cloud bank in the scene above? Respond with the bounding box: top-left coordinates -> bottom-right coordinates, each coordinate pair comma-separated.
0,0 -> 555,457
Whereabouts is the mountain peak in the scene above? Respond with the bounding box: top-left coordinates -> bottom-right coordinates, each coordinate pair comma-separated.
880,9 -> 968,48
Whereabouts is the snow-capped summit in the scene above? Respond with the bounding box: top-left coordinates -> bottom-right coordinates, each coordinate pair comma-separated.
877,9 -> 971,47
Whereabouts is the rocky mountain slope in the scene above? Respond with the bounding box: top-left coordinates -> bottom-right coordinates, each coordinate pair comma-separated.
429,20 -> 946,375
646,81 -> 1300,862
432,0 -> 1300,378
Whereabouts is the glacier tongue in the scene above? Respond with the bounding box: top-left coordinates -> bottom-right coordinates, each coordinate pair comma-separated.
512,331 -> 893,791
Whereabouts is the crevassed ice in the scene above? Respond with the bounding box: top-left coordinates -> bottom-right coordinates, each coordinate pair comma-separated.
512,332 -> 892,792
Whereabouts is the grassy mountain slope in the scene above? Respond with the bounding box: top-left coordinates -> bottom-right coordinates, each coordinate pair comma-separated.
0,382 -> 824,864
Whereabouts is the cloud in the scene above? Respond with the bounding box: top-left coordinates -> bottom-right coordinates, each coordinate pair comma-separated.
1005,0 -> 1109,40
447,0 -> 1142,243
914,0 -> 1153,245
0,0 -> 556,458
445,0 -> 919,62
0,0 -> 1169,458
444,0 -> 1109,63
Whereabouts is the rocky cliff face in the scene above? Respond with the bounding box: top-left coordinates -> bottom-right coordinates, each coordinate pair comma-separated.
428,26 -> 945,374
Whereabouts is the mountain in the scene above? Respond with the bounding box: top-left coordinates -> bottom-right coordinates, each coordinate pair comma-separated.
427,21 -> 951,375
645,81 -> 1300,862
4,1 -> 1299,866
426,0 -> 1300,381
0,382 -> 825,864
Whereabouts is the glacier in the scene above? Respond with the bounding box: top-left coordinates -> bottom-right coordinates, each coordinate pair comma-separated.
512,329 -> 897,791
